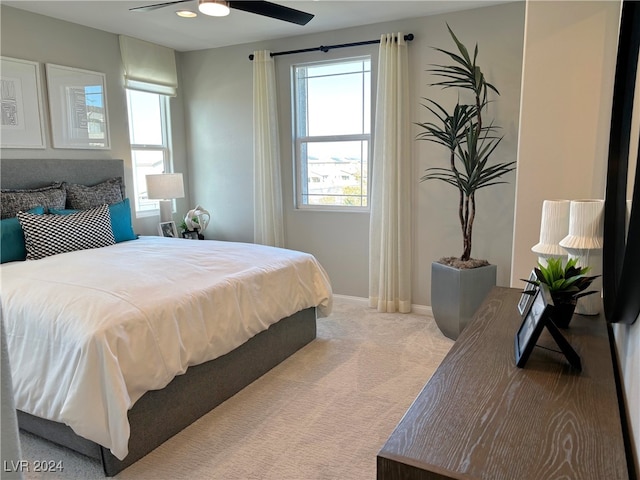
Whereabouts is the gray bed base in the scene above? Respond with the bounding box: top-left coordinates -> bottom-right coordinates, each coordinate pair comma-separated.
17,308 -> 316,477
2,158 -> 318,476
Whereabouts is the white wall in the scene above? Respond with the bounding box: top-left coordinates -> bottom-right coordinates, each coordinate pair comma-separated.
0,6 -> 190,236
510,0 -> 620,285
180,2 -> 525,301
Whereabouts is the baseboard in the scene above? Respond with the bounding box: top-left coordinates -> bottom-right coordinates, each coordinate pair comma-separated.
332,294 -> 433,316
333,294 -> 370,306
412,304 -> 433,316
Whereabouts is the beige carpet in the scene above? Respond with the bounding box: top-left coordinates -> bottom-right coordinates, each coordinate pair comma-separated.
19,298 -> 453,479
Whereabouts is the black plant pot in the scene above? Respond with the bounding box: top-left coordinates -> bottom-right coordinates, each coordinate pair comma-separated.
548,299 -> 577,328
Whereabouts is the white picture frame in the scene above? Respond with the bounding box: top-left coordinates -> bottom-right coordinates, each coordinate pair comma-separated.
0,57 -> 46,149
45,63 -> 110,149
158,221 -> 178,238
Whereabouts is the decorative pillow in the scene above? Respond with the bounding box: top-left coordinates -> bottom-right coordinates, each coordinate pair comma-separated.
64,177 -> 124,210
1,183 -> 66,219
50,198 -> 137,243
0,206 -> 45,263
17,204 -> 116,260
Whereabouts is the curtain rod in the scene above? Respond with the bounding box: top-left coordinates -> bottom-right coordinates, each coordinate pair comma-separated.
248,33 -> 414,61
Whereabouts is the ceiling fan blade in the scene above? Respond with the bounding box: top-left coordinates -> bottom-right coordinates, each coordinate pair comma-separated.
129,0 -> 192,12
229,1 -> 314,25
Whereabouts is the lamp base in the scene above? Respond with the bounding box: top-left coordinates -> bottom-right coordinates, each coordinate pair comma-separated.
567,250 -> 602,315
158,200 -> 173,223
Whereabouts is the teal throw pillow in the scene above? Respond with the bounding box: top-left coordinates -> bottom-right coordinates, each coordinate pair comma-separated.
50,198 -> 137,243
0,206 -> 46,263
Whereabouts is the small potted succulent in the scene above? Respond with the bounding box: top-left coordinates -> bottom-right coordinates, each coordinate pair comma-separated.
522,257 -> 600,328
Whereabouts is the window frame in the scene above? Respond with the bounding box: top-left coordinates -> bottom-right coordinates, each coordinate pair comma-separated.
292,56 -> 372,212
125,89 -> 173,218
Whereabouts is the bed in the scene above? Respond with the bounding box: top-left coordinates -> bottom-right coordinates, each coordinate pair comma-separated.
0,158 -> 333,476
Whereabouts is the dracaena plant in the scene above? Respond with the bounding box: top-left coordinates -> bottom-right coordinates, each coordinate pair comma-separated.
522,257 -> 600,304
417,26 -> 516,262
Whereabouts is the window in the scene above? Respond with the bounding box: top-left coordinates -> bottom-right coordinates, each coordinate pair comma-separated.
293,57 -> 371,209
125,89 -> 172,216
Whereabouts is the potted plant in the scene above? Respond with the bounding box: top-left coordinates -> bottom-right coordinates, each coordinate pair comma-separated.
417,26 -> 517,339
522,257 -> 599,328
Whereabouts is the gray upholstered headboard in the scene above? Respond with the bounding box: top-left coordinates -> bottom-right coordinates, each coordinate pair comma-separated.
1,158 -> 125,190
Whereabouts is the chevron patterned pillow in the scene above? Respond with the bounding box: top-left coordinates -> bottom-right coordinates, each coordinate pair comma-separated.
17,204 -> 116,260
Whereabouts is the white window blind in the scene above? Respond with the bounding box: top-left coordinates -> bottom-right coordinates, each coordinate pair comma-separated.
119,35 -> 178,96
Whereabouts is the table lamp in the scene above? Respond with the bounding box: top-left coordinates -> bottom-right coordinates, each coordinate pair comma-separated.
559,199 -> 604,315
145,173 -> 185,223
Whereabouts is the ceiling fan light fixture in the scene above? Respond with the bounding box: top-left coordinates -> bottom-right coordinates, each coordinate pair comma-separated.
198,0 -> 230,17
176,10 -> 197,18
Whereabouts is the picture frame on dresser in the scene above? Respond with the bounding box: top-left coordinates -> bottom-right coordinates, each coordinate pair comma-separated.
45,64 -> 110,149
515,283 -> 582,371
517,269 -> 538,315
0,57 -> 46,149
515,284 -> 550,367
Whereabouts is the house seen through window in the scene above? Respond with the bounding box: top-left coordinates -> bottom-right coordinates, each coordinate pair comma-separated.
293,57 -> 371,209
125,89 -> 172,216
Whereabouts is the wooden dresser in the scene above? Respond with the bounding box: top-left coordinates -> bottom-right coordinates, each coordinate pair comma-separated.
377,287 -> 629,480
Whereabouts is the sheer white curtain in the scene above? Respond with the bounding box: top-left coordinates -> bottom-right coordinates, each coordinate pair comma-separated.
369,33 -> 412,313
253,50 -> 285,247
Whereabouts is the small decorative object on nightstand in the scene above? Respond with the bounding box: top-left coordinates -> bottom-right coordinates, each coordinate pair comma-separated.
158,220 -> 178,238
183,205 -> 210,240
182,230 -> 199,240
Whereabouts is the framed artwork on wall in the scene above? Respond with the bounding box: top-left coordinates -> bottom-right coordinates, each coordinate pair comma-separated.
0,57 -> 46,149
45,63 -> 110,149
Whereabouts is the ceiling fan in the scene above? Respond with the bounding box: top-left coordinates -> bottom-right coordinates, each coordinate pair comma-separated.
130,0 -> 314,26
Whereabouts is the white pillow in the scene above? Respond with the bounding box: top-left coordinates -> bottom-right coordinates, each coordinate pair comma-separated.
17,204 -> 115,260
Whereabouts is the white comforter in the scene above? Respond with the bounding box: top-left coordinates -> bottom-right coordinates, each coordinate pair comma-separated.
0,236 -> 332,460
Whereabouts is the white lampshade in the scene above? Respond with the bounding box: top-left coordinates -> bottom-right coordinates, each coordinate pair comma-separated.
559,199 -> 604,250
198,0 -> 230,16
531,200 -> 570,257
146,173 -> 185,224
146,173 -> 185,200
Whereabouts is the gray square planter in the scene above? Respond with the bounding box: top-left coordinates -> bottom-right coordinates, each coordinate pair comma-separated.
431,262 -> 497,340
